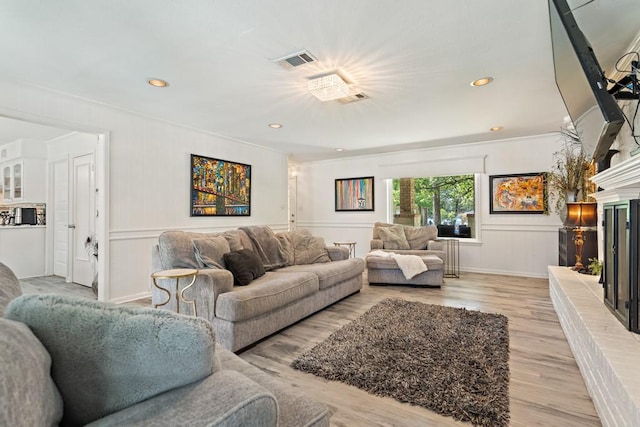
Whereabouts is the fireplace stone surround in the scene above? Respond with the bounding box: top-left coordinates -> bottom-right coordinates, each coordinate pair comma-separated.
550,153 -> 640,426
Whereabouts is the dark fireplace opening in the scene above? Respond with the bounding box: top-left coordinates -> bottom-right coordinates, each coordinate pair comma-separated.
603,199 -> 640,332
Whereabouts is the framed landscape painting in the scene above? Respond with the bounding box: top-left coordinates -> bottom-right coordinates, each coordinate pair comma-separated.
191,154 -> 251,216
489,172 -> 547,214
335,176 -> 375,211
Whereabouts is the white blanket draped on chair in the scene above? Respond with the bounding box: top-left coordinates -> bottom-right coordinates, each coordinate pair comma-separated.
368,250 -> 427,279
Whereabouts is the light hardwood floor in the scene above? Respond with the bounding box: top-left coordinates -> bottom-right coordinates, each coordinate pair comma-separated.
21,272 -> 601,427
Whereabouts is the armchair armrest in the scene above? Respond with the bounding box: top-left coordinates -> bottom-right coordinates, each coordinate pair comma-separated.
428,240 -> 445,251
87,370 -> 278,427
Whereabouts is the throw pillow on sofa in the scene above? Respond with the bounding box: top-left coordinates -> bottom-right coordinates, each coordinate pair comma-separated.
276,229 -> 331,265
378,224 -> 411,250
403,225 -> 437,249
193,236 -> 230,269
223,248 -> 266,286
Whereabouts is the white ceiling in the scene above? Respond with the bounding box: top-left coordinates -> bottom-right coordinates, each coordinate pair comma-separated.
0,0 -> 638,161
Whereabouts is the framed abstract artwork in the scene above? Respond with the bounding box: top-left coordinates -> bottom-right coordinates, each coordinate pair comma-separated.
190,154 -> 251,216
489,172 -> 547,214
335,176 -> 375,211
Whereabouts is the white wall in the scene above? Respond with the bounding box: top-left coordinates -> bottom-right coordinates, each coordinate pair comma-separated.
294,134 -> 565,278
0,80 -> 289,302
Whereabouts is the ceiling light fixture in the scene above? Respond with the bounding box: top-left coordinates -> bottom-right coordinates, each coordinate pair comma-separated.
148,78 -> 169,88
471,77 -> 493,87
490,126 -> 503,132
335,148 -> 344,152
308,74 -> 349,101
268,123 -> 282,129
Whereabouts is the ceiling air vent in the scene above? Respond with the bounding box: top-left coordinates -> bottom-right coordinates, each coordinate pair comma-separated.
336,92 -> 369,104
272,50 -> 316,70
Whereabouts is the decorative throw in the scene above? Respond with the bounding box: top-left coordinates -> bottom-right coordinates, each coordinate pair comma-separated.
368,250 -> 427,279
239,226 -> 289,270
292,298 -> 510,427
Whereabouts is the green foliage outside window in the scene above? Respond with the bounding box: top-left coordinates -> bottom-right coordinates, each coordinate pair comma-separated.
392,175 -> 475,226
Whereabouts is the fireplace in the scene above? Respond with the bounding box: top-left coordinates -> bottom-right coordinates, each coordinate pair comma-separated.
592,155 -> 640,332
602,200 -> 640,332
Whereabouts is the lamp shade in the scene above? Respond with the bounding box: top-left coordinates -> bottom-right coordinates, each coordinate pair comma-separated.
565,202 -> 598,227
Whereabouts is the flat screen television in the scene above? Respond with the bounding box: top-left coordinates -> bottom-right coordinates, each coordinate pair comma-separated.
548,0 -> 625,162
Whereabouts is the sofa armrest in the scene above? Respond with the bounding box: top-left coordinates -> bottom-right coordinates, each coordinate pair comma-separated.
326,245 -> 349,261
87,370 -> 278,427
370,239 -> 384,250
151,268 -> 234,323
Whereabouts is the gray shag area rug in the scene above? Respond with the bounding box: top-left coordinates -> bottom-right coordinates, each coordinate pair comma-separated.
291,298 -> 510,426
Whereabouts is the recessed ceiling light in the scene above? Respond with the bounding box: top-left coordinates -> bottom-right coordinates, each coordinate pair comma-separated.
471,77 -> 494,87
490,126 -> 503,132
147,78 -> 169,87
336,148 -> 344,152
268,123 -> 282,129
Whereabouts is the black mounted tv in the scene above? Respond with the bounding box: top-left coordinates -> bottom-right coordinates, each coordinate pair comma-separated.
548,0 -> 625,162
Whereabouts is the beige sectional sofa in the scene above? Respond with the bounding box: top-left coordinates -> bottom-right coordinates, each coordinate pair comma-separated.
151,226 -> 364,352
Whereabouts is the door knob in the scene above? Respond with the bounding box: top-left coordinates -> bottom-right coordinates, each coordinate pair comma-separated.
68,224 -> 76,229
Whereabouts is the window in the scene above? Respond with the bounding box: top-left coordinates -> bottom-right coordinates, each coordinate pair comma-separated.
391,175 -> 476,238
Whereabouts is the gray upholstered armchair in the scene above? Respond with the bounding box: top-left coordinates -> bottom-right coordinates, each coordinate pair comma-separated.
370,222 -> 446,262
0,262 -> 329,427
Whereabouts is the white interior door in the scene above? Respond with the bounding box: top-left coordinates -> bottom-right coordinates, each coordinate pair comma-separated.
289,176 -> 297,231
53,160 -> 69,277
71,153 -> 95,287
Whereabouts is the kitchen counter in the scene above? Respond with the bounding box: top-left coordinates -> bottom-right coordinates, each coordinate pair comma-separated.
0,226 -> 45,278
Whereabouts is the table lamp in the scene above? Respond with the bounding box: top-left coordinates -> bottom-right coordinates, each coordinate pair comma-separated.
565,202 -> 598,271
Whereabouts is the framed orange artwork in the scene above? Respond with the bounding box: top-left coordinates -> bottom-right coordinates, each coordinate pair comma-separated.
489,173 -> 547,214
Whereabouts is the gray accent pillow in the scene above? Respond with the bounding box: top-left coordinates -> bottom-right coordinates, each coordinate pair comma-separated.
293,233 -> 331,265
403,225 -> 437,249
158,231 -> 200,269
223,230 -> 245,251
0,318 -> 63,427
193,236 -> 230,269
378,224 -> 410,250
6,294 -> 219,426
223,249 -> 266,286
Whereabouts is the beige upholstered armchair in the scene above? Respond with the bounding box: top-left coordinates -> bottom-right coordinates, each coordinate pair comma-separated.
370,222 -> 446,262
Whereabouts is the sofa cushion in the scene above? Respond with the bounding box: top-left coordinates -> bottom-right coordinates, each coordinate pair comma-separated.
279,258 -> 365,290
215,271 -> 319,322
193,236 -> 230,269
403,225 -> 438,249
276,229 -> 331,265
222,230 -> 252,251
0,262 -> 21,317
0,318 -> 63,427
378,224 -> 410,250
6,294 -> 219,427
223,249 -> 266,286
158,231 -> 201,269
